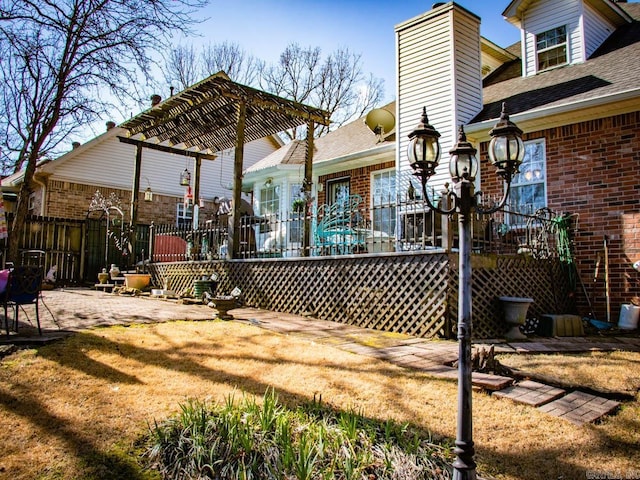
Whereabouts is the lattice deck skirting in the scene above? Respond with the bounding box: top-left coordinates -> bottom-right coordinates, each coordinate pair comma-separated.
148,252 -> 574,339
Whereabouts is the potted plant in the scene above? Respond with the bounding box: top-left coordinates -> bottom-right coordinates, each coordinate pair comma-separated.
292,198 -> 306,213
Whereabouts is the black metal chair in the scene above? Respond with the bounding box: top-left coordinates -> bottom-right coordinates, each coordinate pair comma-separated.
1,265 -> 44,335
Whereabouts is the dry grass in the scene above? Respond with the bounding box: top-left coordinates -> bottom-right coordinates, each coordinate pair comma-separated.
497,351 -> 640,394
0,320 -> 638,480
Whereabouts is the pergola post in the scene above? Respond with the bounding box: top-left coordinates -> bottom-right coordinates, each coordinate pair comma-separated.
130,143 -> 143,261
303,120 -> 315,256
229,101 -> 246,259
192,154 -> 202,229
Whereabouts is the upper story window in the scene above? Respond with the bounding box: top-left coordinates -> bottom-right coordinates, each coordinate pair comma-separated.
536,26 -> 567,71
509,139 -> 547,216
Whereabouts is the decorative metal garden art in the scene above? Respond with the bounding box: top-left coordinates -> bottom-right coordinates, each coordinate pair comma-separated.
88,190 -> 131,269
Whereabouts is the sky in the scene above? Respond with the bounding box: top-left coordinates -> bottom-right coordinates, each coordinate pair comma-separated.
191,0 -> 522,103
80,1 -> 521,142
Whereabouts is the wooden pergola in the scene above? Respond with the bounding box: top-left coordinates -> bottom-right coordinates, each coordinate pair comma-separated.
118,72 -> 330,258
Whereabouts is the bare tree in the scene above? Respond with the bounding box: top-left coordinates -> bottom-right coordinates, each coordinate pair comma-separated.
0,0 -> 209,262
260,43 -> 385,139
162,44 -> 201,92
164,41 -> 263,91
200,41 -> 263,87
161,41 -> 385,139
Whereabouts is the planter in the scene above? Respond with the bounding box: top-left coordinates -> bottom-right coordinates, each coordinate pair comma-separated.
193,279 -> 216,299
213,296 -> 236,320
499,296 -> 534,340
109,264 -> 121,280
124,273 -> 151,290
97,269 -> 109,284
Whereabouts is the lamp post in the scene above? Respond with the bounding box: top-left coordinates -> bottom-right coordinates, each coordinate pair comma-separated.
407,103 -> 524,480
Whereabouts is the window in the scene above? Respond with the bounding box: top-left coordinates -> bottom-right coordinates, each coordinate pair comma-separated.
176,203 -> 193,227
259,185 -> 280,217
327,178 -> 350,205
289,184 -> 303,243
372,170 -> 396,236
536,26 -> 567,71
509,139 -> 546,216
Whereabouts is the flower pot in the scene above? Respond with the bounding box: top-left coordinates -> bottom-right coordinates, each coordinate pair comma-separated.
123,273 -> 151,290
499,296 -> 534,340
213,296 -> 236,320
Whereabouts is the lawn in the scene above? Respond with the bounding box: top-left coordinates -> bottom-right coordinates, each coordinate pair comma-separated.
0,320 -> 638,479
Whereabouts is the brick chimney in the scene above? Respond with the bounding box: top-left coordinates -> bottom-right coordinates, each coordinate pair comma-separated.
395,2 -> 483,190
106,121 -> 116,130
151,94 -> 162,106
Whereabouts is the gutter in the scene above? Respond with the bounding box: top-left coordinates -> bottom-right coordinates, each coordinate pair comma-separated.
314,142 -> 396,172
466,88 -> 640,140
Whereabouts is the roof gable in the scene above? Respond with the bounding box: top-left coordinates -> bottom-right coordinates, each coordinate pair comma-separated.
473,9 -> 640,124
503,0 -> 632,27
245,101 -> 396,175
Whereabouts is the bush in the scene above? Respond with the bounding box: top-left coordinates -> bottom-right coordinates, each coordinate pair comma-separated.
145,389 -> 453,479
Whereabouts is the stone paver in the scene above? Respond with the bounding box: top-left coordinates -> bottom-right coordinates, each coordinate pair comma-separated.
470,372 -> 513,391
538,391 -> 621,425
493,380 -> 566,407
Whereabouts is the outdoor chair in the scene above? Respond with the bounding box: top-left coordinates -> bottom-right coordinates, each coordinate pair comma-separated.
1,265 -> 44,335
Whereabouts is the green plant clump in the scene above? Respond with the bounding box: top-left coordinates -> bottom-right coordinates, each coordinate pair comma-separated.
145,389 -> 453,479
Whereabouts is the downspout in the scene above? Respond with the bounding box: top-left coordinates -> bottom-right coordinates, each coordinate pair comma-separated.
32,171 -> 47,217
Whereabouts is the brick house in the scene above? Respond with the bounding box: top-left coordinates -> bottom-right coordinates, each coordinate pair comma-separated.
243,0 -> 640,322
242,101 -> 396,254
1,112 -> 281,226
461,0 -> 640,322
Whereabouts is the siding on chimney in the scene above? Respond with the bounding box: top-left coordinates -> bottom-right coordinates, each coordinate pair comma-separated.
395,3 -> 482,193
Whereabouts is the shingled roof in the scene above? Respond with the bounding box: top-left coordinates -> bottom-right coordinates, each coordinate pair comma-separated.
474,3 -> 640,122
245,101 -> 396,173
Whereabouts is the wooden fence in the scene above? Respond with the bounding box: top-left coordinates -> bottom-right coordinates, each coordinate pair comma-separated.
2,214 -> 151,284
2,214 -> 85,284
148,251 -> 574,339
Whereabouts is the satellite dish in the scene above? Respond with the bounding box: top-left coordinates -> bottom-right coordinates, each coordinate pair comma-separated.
365,108 -> 395,139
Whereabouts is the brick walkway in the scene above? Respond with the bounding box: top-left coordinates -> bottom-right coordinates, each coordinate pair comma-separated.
2,287 -> 639,425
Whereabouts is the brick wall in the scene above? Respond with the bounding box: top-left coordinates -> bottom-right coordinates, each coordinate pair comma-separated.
480,111 -> 640,320
317,160 -> 395,215
43,180 -> 186,225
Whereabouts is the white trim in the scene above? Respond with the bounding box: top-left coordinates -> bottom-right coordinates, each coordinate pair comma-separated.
315,143 -> 395,170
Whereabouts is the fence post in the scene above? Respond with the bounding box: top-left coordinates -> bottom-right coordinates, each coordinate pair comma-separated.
148,222 -> 155,263
440,186 -> 453,252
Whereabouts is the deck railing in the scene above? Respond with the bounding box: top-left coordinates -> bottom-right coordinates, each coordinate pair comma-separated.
148,201 -> 574,262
